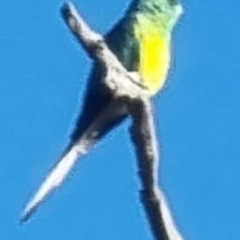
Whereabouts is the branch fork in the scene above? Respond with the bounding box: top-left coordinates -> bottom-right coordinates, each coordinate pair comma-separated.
61,3 -> 184,239
22,3 -> 184,240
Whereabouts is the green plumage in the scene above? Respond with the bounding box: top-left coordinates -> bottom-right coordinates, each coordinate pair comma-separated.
21,1 -> 183,222
68,0 -> 182,150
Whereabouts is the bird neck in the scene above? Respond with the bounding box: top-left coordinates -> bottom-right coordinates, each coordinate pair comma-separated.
126,0 -> 182,37
128,0 -> 180,14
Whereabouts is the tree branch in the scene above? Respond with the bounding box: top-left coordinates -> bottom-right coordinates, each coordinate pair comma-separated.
129,98 -> 184,240
61,2 -> 184,240
61,2 -> 150,100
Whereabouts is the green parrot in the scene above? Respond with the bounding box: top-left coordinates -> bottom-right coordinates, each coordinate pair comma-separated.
22,0 -> 182,221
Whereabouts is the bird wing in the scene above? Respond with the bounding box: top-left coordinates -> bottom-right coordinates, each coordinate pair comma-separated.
21,99 -> 127,222
21,12 -> 139,223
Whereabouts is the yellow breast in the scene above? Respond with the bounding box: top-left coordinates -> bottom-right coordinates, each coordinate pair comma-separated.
134,22 -> 170,95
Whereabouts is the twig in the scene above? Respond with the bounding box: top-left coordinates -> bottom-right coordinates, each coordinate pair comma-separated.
129,98 -> 184,240
61,2 -> 184,239
61,2 -> 150,100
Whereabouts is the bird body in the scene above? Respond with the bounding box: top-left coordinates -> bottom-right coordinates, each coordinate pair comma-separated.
133,16 -> 171,94
22,0 -> 182,221
71,0 -> 182,143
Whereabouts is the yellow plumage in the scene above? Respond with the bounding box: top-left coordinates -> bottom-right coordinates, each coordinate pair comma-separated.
134,19 -> 170,95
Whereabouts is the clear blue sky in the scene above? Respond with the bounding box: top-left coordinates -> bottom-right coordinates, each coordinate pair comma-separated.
1,0 -> 240,239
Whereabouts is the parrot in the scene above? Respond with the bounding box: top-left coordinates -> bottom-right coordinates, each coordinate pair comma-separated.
21,0 -> 183,222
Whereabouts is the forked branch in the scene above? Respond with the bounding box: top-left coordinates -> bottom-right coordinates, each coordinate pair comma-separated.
61,2 -> 184,240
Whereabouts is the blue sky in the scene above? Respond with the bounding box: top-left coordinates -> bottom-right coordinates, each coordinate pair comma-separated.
1,0 -> 240,239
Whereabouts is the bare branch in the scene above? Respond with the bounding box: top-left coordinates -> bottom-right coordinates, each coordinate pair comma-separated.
22,2 -> 184,239
62,2 -> 184,239
61,2 -> 150,100
129,98 -> 184,240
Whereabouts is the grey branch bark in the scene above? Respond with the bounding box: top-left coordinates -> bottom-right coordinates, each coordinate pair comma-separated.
61,2 -> 184,240
130,99 -> 184,240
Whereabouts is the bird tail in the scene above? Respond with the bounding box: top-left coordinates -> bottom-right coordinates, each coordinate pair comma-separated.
21,100 -> 127,222
21,144 -> 84,223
